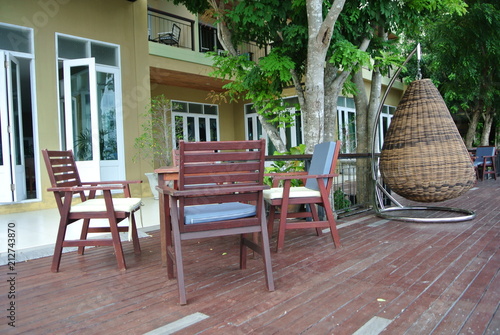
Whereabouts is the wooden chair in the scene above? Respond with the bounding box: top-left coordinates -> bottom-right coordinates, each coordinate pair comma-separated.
158,139 -> 274,305
472,146 -> 497,181
264,141 -> 342,252
42,149 -> 142,272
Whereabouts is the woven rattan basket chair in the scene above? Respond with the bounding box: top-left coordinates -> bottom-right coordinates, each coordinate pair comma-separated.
379,79 -> 476,203
371,50 -> 476,223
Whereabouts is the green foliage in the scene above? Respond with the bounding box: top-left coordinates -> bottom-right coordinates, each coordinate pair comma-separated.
133,95 -> 174,168
264,144 -> 306,187
420,0 -> 500,116
333,188 -> 352,210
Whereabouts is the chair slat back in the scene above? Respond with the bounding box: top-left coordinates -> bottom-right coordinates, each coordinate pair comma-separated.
178,140 -> 266,191
305,141 -> 341,191
172,23 -> 181,41
42,150 -> 82,188
42,149 -> 87,205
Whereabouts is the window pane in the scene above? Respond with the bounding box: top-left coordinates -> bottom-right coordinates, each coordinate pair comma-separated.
97,72 -> 118,160
199,118 -> 206,141
173,101 -> 187,113
175,115 -> 184,146
210,118 -> 217,141
245,104 -> 256,114
0,25 -> 31,53
346,98 -> 355,108
337,97 -> 345,107
58,36 -> 87,59
91,43 -> 117,66
295,114 -> 302,145
204,105 -> 217,115
187,116 -> 195,141
247,117 -> 254,140
71,65 -> 93,161
189,103 -> 203,114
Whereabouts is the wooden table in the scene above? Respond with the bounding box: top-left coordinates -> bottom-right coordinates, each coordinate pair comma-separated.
154,166 -> 179,266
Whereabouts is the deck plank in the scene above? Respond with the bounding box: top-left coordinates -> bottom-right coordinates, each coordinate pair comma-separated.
1,181 -> 499,334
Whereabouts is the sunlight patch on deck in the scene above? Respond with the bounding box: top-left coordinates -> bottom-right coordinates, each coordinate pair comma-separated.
144,312 -> 209,335
352,316 -> 392,335
367,220 -> 389,227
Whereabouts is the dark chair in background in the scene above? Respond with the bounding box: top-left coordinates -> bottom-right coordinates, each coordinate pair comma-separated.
158,23 -> 180,46
472,146 -> 497,181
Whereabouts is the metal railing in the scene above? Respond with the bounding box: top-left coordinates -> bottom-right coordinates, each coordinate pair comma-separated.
265,153 -> 375,216
148,8 -> 195,50
147,8 -> 268,61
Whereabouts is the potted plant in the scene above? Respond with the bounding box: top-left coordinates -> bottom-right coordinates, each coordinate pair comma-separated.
133,95 -> 175,199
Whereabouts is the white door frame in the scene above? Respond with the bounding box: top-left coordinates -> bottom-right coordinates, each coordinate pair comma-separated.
62,58 -> 125,182
0,52 -> 26,202
63,58 -> 100,182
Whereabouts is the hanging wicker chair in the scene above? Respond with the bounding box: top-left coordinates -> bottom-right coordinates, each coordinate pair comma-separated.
379,79 -> 476,203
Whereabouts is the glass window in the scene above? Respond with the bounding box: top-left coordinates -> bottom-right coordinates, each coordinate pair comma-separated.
346,97 -> 355,108
58,36 -> 87,59
0,24 -> 31,53
337,97 -> 345,107
172,100 -> 219,146
173,101 -> 187,113
91,43 -> 117,66
189,103 -> 203,114
205,105 -> 217,115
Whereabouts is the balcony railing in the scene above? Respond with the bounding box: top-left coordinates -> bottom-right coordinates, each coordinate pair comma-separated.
148,7 -> 195,50
148,7 -> 268,61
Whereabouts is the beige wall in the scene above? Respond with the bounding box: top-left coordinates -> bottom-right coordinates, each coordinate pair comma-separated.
0,0 -> 151,213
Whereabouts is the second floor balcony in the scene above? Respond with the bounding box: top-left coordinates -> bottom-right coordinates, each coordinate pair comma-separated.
148,7 -> 267,62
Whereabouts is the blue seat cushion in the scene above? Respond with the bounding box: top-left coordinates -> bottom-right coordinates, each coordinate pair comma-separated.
184,202 -> 257,225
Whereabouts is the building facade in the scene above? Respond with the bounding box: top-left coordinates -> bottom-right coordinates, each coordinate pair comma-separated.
0,0 -> 403,214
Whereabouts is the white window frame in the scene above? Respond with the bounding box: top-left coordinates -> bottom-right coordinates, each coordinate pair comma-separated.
171,100 -> 219,147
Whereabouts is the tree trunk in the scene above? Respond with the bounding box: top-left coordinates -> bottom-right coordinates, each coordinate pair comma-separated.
465,110 -> 481,148
257,114 -> 286,152
351,70 -> 372,206
480,112 -> 494,146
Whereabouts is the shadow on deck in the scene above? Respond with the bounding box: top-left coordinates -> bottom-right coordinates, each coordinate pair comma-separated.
1,181 -> 499,334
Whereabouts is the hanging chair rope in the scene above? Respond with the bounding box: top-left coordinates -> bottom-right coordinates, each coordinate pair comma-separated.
379,79 -> 476,203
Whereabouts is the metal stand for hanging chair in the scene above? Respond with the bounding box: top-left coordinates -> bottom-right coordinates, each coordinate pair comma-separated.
371,46 -> 476,223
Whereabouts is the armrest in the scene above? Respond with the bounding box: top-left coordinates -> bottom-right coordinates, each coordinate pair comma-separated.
159,184 -> 269,198
47,185 -> 126,192
265,171 -> 308,187
81,180 -> 142,186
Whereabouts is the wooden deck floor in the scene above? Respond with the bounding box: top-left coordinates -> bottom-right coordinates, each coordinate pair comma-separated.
1,181 -> 499,334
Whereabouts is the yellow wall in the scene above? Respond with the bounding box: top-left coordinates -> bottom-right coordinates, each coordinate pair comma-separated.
0,0 -> 151,213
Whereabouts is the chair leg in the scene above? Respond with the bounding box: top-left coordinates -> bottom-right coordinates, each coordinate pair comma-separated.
169,200 -> 187,305
51,219 -> 69,273
129,213 -> 141,255
276,205 -> 288,252
240,235 -> 247,269
173,234 -> 187,305
78,218 -> 91,255
259,208 -> 275,291
309,204 -> 323,236
267,205 -> 276,237
108,217 -> 126,271
323,204 -> 341,248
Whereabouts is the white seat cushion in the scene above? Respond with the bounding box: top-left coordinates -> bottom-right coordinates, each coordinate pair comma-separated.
184,202 -> 256,224
70,198 -> 142,213
263,186 -> 321,200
